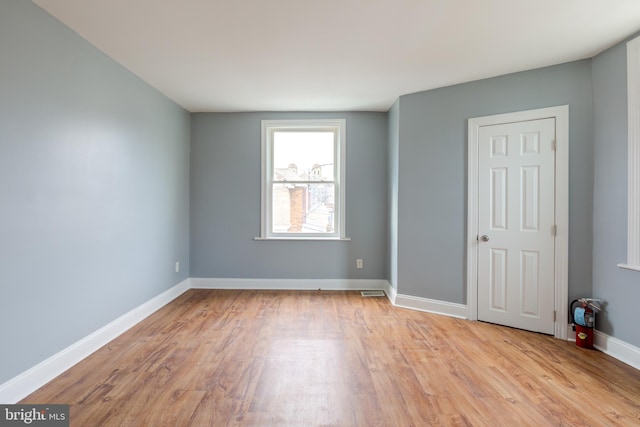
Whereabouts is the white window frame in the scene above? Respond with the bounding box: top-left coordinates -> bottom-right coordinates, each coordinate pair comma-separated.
258,119 -> 347,240
620,36 -> 640,271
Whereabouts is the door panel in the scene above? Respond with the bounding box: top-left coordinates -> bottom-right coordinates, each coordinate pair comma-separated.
490,248 -> 507,311
477,118 -> 555,334
491,168 -> 507,230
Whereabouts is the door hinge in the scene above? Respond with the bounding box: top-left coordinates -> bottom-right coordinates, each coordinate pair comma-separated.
554,310 -> 557,321
552,139 -> 557,151
552,225 -> 557,236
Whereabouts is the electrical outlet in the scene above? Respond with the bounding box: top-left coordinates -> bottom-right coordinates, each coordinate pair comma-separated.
175,262 -> 180,273
356,259 -> 363,269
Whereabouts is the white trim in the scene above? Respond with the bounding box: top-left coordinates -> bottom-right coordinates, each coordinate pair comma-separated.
394,294 -> 468,319
384,282 -> 398,305
621,36 -> 640,271
466,105 -> 569,340
253,237 -> 351,241
566,327 -> 640,371
0,279 -> 191,404
4,277 -> 639,404
594,330 -> 640,371
190,277 -> 388,291
618,263 -> 640,272
260,118 -> 347,240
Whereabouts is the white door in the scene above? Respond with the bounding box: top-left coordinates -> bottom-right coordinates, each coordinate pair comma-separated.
477,118 -> 556,334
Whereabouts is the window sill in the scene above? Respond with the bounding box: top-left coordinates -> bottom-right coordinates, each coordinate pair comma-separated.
253,237 -> 351,242
618,263 -> 640,272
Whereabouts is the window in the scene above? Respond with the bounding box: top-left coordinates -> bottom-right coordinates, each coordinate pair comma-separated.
620,36 -> 640,271
260,119 -> 347,240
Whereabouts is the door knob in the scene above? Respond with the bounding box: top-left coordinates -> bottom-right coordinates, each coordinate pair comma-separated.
480,235 -> 490,242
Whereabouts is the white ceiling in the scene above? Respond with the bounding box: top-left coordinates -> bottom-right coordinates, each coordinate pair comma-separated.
33,0 -> 640,112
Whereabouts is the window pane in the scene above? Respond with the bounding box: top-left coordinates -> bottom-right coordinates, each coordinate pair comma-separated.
273,131 -> 334,181
272,183 -> 335,233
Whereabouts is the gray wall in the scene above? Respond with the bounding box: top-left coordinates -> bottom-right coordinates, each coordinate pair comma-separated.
0,1 -> 190,384
394,61 -> 594,304
190,112 -> 388,280
592,36 -> 640,347
4,0 -> 638,387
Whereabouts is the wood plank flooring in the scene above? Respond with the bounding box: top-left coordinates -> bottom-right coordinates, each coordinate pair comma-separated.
21,289 -> 640,426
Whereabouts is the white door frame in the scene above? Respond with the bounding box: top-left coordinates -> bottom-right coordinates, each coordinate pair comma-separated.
467,105 -> 569,340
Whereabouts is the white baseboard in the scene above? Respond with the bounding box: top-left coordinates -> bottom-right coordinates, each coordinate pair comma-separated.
0,279 -> 190,404
384,282 -> 398,305
566,324 -> 575,342
565,326 -> 640,370
394,293 -> 468,319
190,277 -> 389,291
5,278 -> 637,404
594,330 -> 640,371
1,276 -> 387,403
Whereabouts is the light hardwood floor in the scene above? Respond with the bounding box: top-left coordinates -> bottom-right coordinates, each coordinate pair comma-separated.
21,289 -> 640,426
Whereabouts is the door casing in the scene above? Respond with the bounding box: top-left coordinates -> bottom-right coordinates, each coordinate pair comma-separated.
467,106 -> 569,340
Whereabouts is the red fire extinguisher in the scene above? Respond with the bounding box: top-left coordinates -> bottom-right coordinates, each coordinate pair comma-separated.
570,298 -> 600,349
